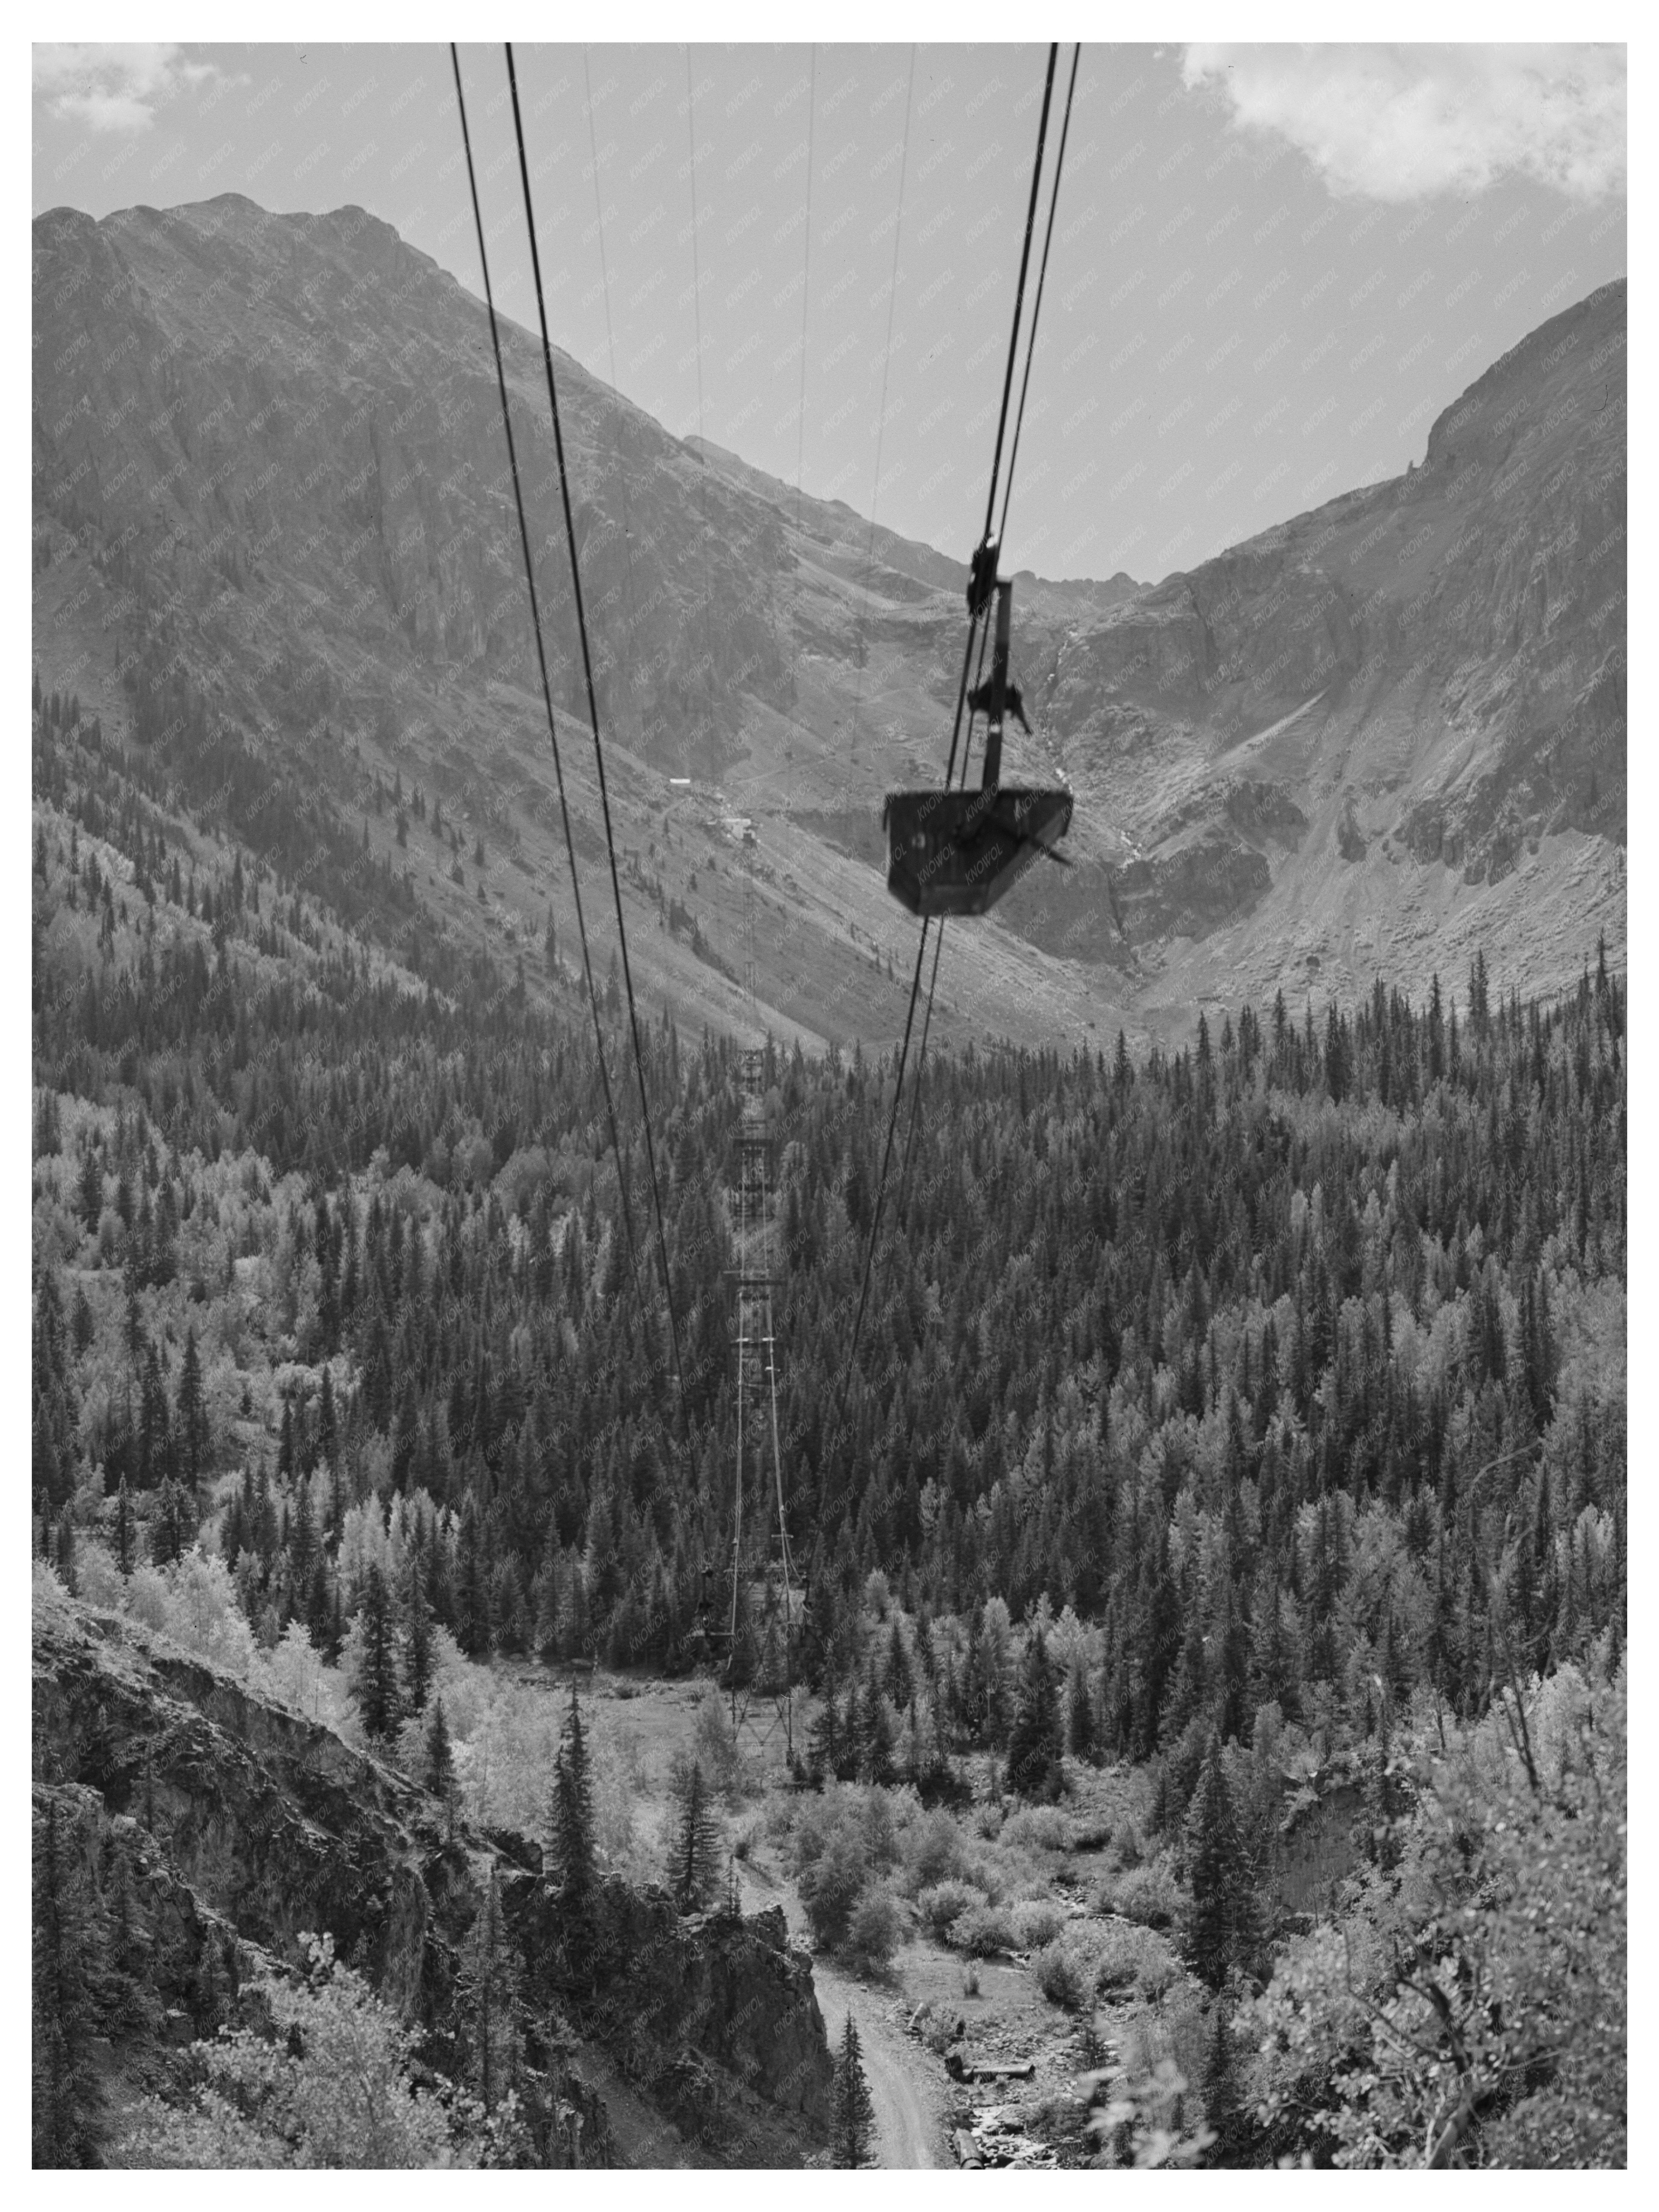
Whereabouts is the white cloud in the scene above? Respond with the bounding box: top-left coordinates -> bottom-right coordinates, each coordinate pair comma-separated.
1182,44 -> 1626,203
33,43 -> 226,133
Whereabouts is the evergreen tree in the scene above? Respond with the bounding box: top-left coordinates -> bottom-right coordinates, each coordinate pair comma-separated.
1202,2001 -> 1250,2166
149,1476 -> 194,1568
1066,1647 -> 1095,1760
884,1614 -> 913,1708
546,1681 -> 595,1902
175,1326 -> 209,1485
456,1864 -> 523,2119
353,1563 -> 401,1742
856,1657 -> 896,1786
830,2013 -> 876,2168
32,1798 -> 108,2168
400,1559 -> 434,1716
113,1477 -> 134,1577
807,1657 -> 841,1785
424,1695 -> 458,1838
1183,1736 -> 1260,1991
1007,1627 -> 1061,1799
666,1755 -> 723,1912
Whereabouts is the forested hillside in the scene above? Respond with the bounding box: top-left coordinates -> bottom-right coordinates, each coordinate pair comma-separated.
31,684 -> 1626,2165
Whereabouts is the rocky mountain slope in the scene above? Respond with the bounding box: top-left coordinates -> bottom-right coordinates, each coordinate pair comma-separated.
32,1577 -> 833,2166
1034,278 -> 1626,1021
32,194 -> 1623,1049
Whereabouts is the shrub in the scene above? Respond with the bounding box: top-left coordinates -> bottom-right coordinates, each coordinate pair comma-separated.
798,1834 -> 868,1953
845,1886 -> 903,1972
918,1879 -> 987,1936
1091,1918 -> 1179,1998
763,1793 -> 796,1846
1107,1857 -> 1183,1930
116,1932 -> 493,2168
1034,1936 -> 1091,2012
793,1783 -> 902,1886
1070,1817 -> 1114,1853
1011,1899 -> 1067,1951
950,1903 -> 1018,1956
1001,1805 -> 1071,1855
692,1691 -> 745,1804
900,1805 -> 972,1895
972,1800 -> 1005,1841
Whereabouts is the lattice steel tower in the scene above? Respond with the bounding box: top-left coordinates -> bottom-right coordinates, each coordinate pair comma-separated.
722,843 -> 800,1756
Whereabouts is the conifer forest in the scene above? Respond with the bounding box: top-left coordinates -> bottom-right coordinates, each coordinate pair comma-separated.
30,685 -> 1627,2169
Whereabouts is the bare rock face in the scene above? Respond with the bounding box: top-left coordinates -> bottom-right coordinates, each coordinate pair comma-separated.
32,1587 -> 832,2164
1033,279 -> 1624,1010
525,1884 -> 834,2141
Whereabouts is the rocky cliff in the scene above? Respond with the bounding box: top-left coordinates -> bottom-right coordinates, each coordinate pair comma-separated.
32,1578 -> 833,2166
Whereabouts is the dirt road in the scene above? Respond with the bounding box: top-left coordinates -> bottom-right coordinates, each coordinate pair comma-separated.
809,1948 -> 945,2168
738,1863 -> 948,2169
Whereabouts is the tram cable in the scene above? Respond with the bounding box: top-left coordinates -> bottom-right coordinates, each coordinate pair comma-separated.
845,44 -> 917,769
447,46 -> 659,1390
898,43 -> 1082,1229
684,50 -> 721,756
503,44 -> 688,1409
580,50 -> 648,769
824,43 -> 1066,1491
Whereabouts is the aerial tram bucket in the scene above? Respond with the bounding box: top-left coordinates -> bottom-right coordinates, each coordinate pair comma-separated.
883,570 -> 1072,918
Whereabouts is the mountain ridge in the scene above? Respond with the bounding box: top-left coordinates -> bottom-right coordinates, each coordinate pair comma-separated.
33,193 -> 1624,1047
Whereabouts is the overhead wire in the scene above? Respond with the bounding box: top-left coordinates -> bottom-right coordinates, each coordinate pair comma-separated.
824,42 -> 1064,1496
684,49 -> 720,759
996,42 -> 1081,556
898,42 -> 1081,1228
818,46 -> 923,1476
581,49 -> 646,757
793,47 -> 816,540
942,41 -> 1058,795
448,42 -> 653,1350
897,612 -> 992,1213
503,43 -> 687,1410
844,44 -> 917,771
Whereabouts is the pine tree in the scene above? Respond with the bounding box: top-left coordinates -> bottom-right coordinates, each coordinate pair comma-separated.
1182,1735 -> 1260,1991
149,1476 -> 193,1568
353,1563 -> 401,1742
457,1864 -> 523,2117
1066,1648 -> 1095,1760
1007,1626 -> 1061,1799
830,2013 -> 876,2168
546,1681 -> 596,1902
113,1477 -> 134,1577
808,1655 -> 841,1784
55,1512 -> 77,1593
884,1613 -> 913,1708
400,1559 -> 434,1715
175,1325 -> 209,1484
856,1657 -> 896,1786
1201,2001 -> 1252,2166
32,1797 -> 109,2167
423,1695 -> 458,1841
666,1755 -> 723,1912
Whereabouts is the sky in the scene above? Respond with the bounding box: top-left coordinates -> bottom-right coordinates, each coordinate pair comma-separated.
31,28 -> 1628,586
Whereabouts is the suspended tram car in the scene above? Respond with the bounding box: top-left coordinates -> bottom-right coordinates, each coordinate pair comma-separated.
883,560 -> 1072,918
